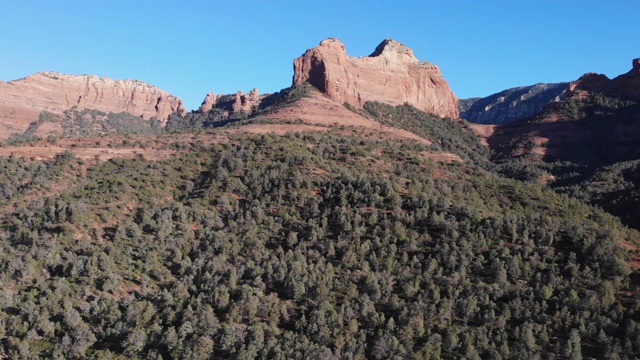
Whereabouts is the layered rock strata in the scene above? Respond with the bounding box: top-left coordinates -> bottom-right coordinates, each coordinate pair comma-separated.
293,38 -> 459,118
0,71 -> 185,137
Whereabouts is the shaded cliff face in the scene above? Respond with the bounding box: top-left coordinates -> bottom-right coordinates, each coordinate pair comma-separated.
473,92 -> 640,229
0,71 -> 185,138
460,83 -> 569,124
293,38 -> 459,119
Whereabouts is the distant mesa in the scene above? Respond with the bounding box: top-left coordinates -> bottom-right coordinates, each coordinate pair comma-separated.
195,38 -> 460,120
0,71 -> 185,138
0,37 -> 463,142
6,42 -> 635,143
292,38 -> 460,119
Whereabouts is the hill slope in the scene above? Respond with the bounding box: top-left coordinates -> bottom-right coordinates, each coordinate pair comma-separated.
0,132 -> 638,358
1,41 -> 640,360
470,60 -> 640,229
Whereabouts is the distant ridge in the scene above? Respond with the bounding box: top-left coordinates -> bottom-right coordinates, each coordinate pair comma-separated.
460,83 -> 568,124
0,71 -> 185,139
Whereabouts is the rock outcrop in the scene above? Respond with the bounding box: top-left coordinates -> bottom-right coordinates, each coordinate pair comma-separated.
462,58 -> 640,125
0,71 -> 185,137
199,92 -> 219,113
567,58 -> 640,101
198,88 -> 264,114
232,89 -> 262,113
460,83 -> 569,124
293,38 -> 459,118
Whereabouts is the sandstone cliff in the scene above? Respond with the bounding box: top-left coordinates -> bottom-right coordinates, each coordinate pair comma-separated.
0,71 -> 185,138
293,38 -> 459,118
460,83 -> 569,124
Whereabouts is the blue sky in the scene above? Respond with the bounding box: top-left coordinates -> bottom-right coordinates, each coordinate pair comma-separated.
1,1 -> 639,110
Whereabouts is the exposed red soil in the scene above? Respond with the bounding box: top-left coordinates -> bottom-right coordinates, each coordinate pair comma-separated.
0,146 -> 177,161
226,123 -> 329,135
421,151 -> 464,163
619,240 -> 638,251
259,91 -> 432,145
467,124 -> 498,146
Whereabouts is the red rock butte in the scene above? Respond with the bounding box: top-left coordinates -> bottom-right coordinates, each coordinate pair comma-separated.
293,38 -> 459,119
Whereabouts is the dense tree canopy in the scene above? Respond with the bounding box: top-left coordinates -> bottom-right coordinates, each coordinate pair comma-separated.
0,127 -> 638,358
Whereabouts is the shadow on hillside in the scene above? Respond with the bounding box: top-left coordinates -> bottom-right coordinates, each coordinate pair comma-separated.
487,102 -> 640,169
485,100 -> 640,229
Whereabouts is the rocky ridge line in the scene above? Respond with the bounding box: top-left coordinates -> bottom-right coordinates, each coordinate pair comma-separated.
0,71 -> 185,138
567,58 -> 640,101
460,83 -> 569,124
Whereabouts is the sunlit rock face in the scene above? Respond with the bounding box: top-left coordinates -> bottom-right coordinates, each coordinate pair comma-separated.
293,38 -> 459,119
0,71 -> 185,137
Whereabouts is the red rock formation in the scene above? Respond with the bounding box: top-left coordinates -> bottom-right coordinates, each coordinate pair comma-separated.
232,89 -> 262,113
199,92 -> 219,113
0,71 -> 185,138
198,88 -> 263,114
293,38 -> 459,118
567,58 -> 640,100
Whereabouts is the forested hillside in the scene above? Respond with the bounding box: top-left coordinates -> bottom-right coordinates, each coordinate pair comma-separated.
0,125 -> 639,358
5,108 -> 164,145
488,93 -> 640,230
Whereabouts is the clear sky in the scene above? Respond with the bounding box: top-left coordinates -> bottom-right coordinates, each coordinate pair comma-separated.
1,1 -> 639,110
